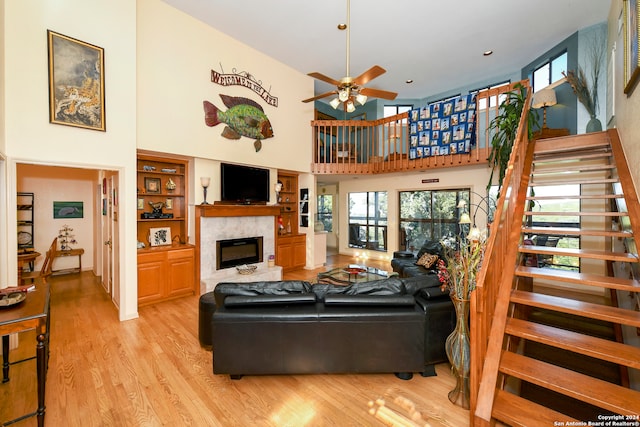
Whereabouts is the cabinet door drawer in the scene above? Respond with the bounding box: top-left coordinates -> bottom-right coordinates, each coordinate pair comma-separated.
138,252 -> 166,263
167,247 -> 194,260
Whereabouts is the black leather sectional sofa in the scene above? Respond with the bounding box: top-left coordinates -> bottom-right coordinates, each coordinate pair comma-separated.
391,240 -> 446,278
205,275 -> 455,380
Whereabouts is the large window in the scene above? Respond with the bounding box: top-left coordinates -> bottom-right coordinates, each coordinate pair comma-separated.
470,80 -> 510,110
384,105 -> 412,123
399,189 -> 470,252
348,191 -> 387,251
317,194 -> 333,232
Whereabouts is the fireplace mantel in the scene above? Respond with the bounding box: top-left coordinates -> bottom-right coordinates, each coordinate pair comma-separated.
196,204 -> 281,218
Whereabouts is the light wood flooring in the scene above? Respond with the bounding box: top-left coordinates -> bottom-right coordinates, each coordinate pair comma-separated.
1,254 -> 469,426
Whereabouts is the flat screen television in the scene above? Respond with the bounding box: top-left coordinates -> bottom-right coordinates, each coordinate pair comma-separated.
220,163 -> 270,204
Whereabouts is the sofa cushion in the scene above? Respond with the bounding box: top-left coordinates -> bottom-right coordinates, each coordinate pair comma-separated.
400,275 -> 442,296
417,239 -> 445,260
324,294 -> 415,306
214,280 -> 313,306
343,277 -> 405,296
224,293 -> 317,307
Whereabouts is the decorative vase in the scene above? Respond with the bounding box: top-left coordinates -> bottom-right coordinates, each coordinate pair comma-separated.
586,116 -> 602,133
445,295 -> 471,409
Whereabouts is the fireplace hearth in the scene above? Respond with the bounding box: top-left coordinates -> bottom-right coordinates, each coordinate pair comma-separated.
216,236 -> 263,270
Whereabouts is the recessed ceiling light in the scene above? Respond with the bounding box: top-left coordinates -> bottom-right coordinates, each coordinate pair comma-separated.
483,50 -> 493,56
337,23 -> 347,30
406,79 -> 413,84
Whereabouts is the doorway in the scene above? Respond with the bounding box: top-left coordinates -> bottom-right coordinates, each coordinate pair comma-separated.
16,163 -> 120,308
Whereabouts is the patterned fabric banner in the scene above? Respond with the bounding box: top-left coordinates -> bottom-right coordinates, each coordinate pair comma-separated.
408,94 -> 476,158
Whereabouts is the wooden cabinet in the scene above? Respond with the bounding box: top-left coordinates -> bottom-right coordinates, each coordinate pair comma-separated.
137,245 -> 195,306
276,234 -> 306,271
276,171 -> 306,271
137,152 -> 195,305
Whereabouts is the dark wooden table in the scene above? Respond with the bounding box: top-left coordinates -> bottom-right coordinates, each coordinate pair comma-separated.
1,284 -> 50,426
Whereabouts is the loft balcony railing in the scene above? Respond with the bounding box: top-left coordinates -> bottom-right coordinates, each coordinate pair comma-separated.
310,81 -> 526,175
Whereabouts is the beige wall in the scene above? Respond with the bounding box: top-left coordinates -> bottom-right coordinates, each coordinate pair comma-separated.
136,0 -> 314,171
336,165 -> 492,261
609,0 -> 640,190
17,164 -> 98,272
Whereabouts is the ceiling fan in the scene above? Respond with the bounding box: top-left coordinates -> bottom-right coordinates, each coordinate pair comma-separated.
302,0 -> 397,111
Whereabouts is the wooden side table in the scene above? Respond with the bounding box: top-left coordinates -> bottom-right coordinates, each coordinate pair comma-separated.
51,248 -> 84,275
1,284 -> 50,426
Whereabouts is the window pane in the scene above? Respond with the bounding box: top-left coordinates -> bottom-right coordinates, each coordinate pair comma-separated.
348,191 -> 387,251
533,63 -> 550,92
551,52 -> 567,83
317,194 -> 333,232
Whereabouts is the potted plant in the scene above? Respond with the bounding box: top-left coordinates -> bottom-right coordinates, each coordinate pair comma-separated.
486,83 -> 539,196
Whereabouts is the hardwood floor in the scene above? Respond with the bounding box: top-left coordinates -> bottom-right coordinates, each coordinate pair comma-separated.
1,254 -> 469,426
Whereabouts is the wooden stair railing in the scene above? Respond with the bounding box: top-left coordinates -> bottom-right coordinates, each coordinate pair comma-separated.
472,129 -> 640,426
310,81 -> 529,175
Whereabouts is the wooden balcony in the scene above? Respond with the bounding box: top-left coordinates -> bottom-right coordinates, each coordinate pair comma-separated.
310,82 -> 524,175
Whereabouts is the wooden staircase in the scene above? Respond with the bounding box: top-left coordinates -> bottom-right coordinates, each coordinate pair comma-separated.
473,130 -> 640,426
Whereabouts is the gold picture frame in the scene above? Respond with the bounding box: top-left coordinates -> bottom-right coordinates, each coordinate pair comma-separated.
47,30 -> 105,131
624,0 -> 640,94
144,177 -> 161,194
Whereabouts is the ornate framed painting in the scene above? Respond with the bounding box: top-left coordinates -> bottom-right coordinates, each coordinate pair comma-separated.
624,0 -> 640,94
47,30 -> 106,131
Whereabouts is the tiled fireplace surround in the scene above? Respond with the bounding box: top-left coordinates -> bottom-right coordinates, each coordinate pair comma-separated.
196,205 -> 283,293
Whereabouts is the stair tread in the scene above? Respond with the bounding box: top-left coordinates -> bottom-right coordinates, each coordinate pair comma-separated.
532,164 -> 615,174
521,226 -> 631,238
499,351 -> 640,416
510,289 -> 640,328
534,133 -> 610,154
492,389 -> 579,427
506,317 -> 640,369
516,265 -> 640,292
529,178 -> 619,186
524,211 -> 626,216
518,245 -> 639,263
534,151 -> 611,163
526,194 -> 624,200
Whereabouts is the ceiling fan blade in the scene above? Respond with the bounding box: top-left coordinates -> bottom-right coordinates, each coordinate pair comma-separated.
360,87 -> 398,100
307,72 -> 341,86
353,65 -> 386,86
302,91 -> 337,103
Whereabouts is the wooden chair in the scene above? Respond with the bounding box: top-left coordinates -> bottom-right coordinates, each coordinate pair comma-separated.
21,238 -> 57,285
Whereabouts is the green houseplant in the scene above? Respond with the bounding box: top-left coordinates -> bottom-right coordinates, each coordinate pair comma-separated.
486,83 -> 539,196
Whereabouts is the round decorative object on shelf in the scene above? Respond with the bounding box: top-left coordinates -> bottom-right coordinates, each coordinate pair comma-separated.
18,231 -> 32,245
236,264 -> 257,275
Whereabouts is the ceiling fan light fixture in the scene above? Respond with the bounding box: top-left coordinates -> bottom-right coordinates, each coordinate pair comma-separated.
346,100 -> 356,112
355,93 -> 367,105
338,88 -> 350,102
329,97 -> 341,109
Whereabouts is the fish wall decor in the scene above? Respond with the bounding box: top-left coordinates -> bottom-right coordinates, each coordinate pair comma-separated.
203,94 -> 274,152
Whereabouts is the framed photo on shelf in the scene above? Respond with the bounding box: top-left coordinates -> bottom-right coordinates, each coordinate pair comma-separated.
144,177 -> 161,194
137,198 -> 144,210
149,227 -> 171,247
47,30 -> 105,131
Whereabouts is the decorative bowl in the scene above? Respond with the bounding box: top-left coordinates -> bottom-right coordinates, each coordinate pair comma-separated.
236,265 -> 257,275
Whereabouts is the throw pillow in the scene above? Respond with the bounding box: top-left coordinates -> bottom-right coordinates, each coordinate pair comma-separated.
415,253 -> 438,268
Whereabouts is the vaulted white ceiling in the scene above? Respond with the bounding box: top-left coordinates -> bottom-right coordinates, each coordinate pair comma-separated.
162,0 -> 610,101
